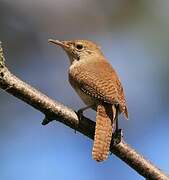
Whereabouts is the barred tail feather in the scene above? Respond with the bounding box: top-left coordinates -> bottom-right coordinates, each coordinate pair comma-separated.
92,104 -> 116,162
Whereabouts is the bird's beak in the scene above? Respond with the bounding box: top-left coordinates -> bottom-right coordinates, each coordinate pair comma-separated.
48,39 -> 69,49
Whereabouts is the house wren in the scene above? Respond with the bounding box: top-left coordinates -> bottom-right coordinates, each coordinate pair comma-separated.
49,39 -> 128,162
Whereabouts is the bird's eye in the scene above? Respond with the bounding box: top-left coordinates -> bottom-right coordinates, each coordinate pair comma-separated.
75,44 -> 84,50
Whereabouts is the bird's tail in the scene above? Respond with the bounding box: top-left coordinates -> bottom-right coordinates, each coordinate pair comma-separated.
92,104 -> 116,162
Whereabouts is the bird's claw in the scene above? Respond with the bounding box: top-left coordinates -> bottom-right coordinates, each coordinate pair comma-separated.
113,129 -> 123,145
73,110 -> 83,134
77,109 -> 84,121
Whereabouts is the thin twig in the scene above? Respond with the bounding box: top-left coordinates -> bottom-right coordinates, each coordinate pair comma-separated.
0,43 -> 168,180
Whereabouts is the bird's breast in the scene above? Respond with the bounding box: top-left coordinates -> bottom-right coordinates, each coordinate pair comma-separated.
68,72 -> 96,108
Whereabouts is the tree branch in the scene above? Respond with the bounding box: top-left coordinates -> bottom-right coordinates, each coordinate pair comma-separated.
0,43 -> 168,180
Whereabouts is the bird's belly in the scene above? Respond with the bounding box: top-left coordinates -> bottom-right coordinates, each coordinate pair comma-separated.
69,72 -> 97,110
74,87 -> 95,107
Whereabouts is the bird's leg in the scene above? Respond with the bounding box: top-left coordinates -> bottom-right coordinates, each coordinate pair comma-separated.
113,105 -> 123,145
77,105 -> 94,119
115,110 -> 119,134
75,105 -> 94,133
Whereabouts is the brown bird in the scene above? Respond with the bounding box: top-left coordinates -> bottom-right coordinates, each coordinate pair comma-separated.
49,39 -> 128,162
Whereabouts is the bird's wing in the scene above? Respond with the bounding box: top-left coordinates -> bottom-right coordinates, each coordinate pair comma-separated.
69,59 -> 128,118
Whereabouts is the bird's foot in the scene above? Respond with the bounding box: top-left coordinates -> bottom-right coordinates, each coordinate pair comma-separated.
77,109 -> 84,121
112,129 -> 123,145
74,110 -> 83,134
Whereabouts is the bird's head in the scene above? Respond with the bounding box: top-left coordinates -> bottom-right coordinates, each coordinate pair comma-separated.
48,39 -> 103,64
